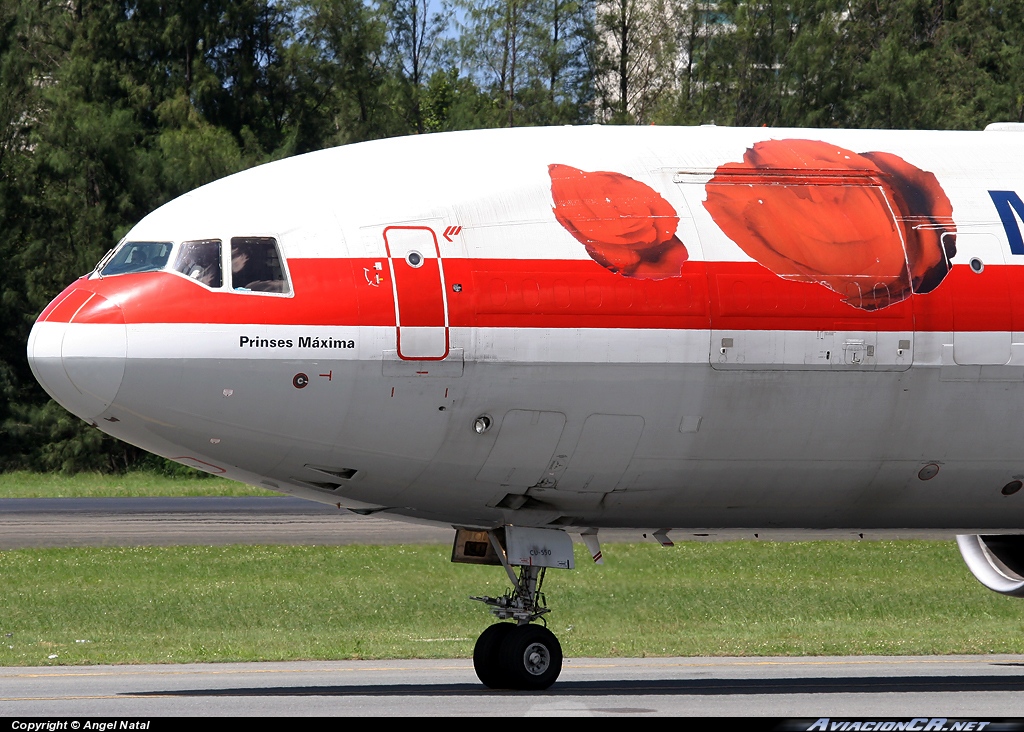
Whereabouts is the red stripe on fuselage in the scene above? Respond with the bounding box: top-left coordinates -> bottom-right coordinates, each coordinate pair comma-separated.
42,258 -> 1024,333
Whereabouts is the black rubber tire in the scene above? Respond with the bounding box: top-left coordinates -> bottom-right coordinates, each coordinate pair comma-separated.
498,624 -> 563,690
473,623 -> 515,689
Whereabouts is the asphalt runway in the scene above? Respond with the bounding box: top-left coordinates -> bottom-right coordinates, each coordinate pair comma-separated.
0,497 -> 957,549
0,497 -> 656,547
4,656 -> 1024,716
0,497 -> 457,548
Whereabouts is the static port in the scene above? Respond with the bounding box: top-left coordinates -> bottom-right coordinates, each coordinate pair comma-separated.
1003,480 -> 1023,496
918,463 -> 940,481
474,415 -> 492,434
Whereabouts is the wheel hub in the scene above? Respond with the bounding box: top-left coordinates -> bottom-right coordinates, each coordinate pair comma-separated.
523,642 -> 550,675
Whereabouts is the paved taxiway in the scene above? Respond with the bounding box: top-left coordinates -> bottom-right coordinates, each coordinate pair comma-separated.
4,656 -> 1024,716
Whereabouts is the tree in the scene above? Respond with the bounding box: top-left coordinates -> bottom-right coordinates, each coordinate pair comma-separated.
457,0 -> 534,127
594,0 -> 674,123
457,0 -> 595,127
922,0 -> 1024,128
292,0 -> 403,145
380,0 -> 451,134
527,0 -> 597,124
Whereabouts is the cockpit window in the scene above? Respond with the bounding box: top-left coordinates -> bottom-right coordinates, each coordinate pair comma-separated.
231,237 -> 290,294
172,239 -> 222,288
99,241 -> 173,276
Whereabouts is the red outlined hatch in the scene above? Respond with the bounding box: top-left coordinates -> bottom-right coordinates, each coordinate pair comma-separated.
383,226 -> 450,360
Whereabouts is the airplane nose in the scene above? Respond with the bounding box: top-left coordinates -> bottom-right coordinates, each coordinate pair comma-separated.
28,288 -> 127,421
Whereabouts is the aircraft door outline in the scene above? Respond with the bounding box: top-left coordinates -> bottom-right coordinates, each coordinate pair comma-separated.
383,226 -> 451,360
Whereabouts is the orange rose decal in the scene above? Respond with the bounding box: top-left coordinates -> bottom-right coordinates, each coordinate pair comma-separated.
703,139 -> 956,310
550,164 -> 689,279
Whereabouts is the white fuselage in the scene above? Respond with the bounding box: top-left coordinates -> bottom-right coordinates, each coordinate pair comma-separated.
26,125 -> 1024,533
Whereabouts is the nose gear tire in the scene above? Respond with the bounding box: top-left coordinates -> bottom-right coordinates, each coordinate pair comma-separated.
473,622 -> 515,689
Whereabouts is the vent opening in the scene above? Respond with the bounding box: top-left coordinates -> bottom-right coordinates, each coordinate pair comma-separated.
305,465 -> 358,481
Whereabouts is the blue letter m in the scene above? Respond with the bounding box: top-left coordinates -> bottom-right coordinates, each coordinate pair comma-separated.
989,190 -> 1024,255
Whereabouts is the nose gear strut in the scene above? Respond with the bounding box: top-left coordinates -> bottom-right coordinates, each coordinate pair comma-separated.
471,564 -> 549,624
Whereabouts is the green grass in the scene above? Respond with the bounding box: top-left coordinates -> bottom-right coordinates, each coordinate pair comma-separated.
0,471 -> 275,498
1,542 -> 1022,667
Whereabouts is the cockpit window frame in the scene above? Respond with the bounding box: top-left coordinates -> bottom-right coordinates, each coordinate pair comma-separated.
170,238 -> 224,290
228,236 -> 293,297
95,240 -> 175,278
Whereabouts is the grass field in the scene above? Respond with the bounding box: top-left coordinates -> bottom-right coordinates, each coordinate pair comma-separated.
1,541 -> 1022,667
0,471 -> 274,498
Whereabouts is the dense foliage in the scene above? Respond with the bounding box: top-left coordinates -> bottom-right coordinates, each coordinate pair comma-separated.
2,0 -> 1022,472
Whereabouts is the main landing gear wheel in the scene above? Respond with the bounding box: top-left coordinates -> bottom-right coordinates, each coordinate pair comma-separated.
473,623 -> 563,690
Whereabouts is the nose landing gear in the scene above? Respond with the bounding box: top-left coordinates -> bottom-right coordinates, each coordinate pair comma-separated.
453,526 -> 575,690
471,564 -> 564,689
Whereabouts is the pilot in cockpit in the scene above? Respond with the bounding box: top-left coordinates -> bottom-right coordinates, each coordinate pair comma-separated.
231,238 -> 288,293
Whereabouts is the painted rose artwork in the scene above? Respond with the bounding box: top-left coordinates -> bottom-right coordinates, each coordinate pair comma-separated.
549,164 -> 689,279
703,139 -> 957,310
